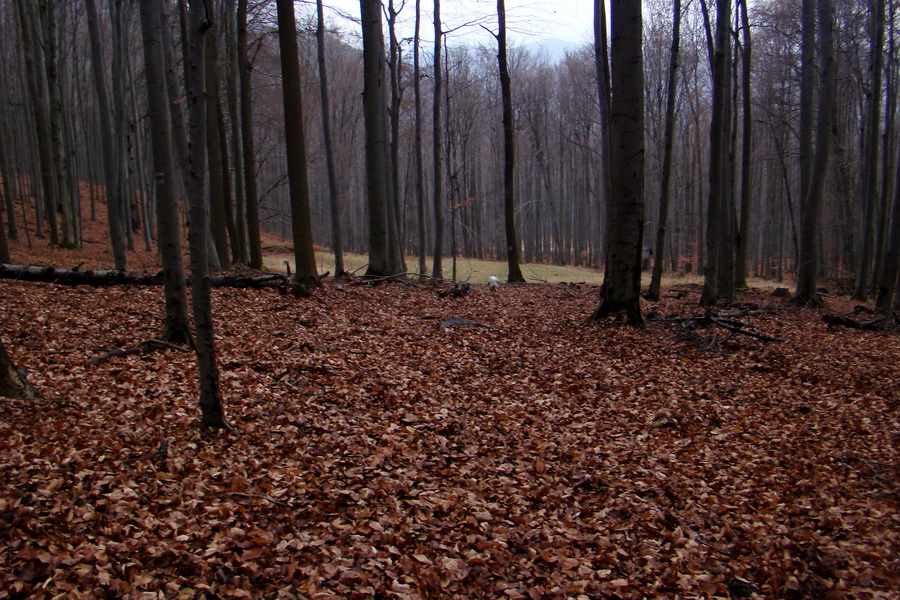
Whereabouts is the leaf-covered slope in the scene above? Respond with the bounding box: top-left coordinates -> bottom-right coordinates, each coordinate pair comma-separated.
1,281 -> 897,598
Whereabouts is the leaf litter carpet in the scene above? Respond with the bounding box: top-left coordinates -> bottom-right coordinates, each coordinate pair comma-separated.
0,280 -> 898,599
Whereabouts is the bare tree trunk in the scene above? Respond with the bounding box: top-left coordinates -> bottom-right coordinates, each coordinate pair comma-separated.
386,0 -> 406,273
40,0 -> 75,249
224,0 -> 248,264
414,0 -> 427,277
796,0 -> 835,305
854,0 -> 886,300
360,0 -> 398,276
876,150 -> 900,311
700,0 -> 732,306
589,0 -> 645,327
138,0 -> 193,346
497,0 -> 525,283
316,0 -> 345,276
735,0 -> 754,288
185,0 -> 227,430
593,0 -> 612,264
15,0 -> 59,248
648,0 -> 682,302
238,0 -> 263,269
83,0 -> 128,271
275,0 -> 319,286
431,0 -> 444,279
206,30 -> 231,267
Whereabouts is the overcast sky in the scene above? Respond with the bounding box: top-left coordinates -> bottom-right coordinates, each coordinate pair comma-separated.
310,0 -> 596,47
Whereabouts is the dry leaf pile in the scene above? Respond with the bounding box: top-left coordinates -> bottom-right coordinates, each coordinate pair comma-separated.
0,276 -> 898,599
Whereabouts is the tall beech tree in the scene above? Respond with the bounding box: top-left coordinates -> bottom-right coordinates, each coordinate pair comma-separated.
497,0 -> 525,283
316,0 -> 345,276
432,0 -> 444,279
647,0 -> 682,302
185,0 -> 227,430
276,0 -> 319,286
360,0 -> 402,276
795,0 -> 835,306
700,0 -> 734,306
137,0 -> 192,345
589,0 -> 645,327
238,0 -> 263,269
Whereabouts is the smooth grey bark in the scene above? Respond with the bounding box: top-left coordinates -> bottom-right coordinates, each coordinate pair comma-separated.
795,0 -> 835,305
431,0 -> 444,279
138,0 -> 193,346
497,0 -> 525,283
593,0 -> 611,262
238,0 -> 263,269
39,0 -> 75,248
185,0 -> 227,430
798,0 -> 816,250
83,0 -> 129,271
854,0 -> 886,301
876,148 -> 900,311
735,0 -> 753,288
205,30 -> 231,267
316,0 -> 345,275
414,0 -> 427,277
589,0 -> 645,327
224,0 -> 248,264
386,0 -> 406,272
360,0 -> 399,276
16,0 -> 59,247
700,0 -> 733,306
647,0 -> 682,302
275,0 -> 319,286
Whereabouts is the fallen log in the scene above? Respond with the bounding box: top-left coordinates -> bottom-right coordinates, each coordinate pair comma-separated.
0,263 -> 289,289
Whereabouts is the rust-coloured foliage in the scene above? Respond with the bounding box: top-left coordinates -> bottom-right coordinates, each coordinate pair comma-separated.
1,273 -> 898,598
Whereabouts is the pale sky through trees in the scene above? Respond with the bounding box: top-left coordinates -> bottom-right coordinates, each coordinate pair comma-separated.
317,0 -> 596,46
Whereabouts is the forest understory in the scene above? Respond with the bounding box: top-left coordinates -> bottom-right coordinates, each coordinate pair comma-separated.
1,225 -> 899,599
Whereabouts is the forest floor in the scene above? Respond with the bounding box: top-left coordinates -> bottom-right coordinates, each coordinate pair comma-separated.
1,214 -> 898,599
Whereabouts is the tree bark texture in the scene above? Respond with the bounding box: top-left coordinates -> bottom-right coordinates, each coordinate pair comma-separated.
590,0 -> 645,327
138,0 -> 193,346
185,0 -> 227,430
498,0 -> 525,283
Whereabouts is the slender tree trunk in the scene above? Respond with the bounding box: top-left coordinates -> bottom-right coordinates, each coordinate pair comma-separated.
83,0 -> 128,271
795,0 -> 835,305
700,0 -> 732,306
386,0 -> 406,272
414,0 -> 427,277
648,0 -> 682,302
589,0 -> 645,327
238,0 -> 263,269
431,0 -> 444,279
498,0 -> 525,283
206,31 -> 230,267
735,0 -> 754,288
185,0 -> 227,430
275,0 -> 319,286
360,0 -> 397,276
224,0 -> 248,264
593,0 -> 612,265
138,0 -> 193,346
16,0 -> 59,248
40,0 -> 75,249
854,0 -> 886,300
316,0 -> 345,275
876,149 -> 900,311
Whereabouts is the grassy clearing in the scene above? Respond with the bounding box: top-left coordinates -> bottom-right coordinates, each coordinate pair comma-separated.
266,250 -> 782,290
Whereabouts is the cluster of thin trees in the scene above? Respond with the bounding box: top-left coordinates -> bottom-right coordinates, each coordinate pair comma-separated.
1,0 -> 900,420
